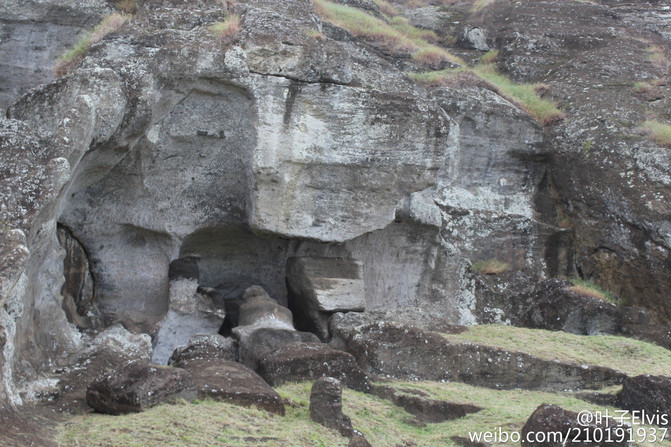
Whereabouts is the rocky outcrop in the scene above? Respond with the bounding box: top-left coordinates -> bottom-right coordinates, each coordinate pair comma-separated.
521,404 -> 629,447
86,360 -> 197,415
175,358 -> 285,415
331,315 -> 625,390
0,0 -> 112,110
616,375 -> 671,427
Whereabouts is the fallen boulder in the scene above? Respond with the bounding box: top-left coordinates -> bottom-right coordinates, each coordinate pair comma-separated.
521,403 -> 629,447
86,360 -> 197,414
168,334 -> 238,367
257,342 -> 371,392
175,358 -> 285,415
615,375 -> 671,426
237,327 -> 319,371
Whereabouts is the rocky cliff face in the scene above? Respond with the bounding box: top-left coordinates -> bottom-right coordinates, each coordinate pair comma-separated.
0,0 -> 669,408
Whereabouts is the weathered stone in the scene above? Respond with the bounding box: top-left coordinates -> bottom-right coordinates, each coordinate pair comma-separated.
233,286 -> 295,336
257,342 -> 371,392
521,404 -> 629,447
175,358 -> 285,415
237,327 -> 319,371
86,360 -> 197,415
287,257 -> 365,341
87,324 -> 152,363
331,315 -> 625,391
348,433 -> 373,447
152,278 -> 226,365
310,377 -> 353,437
168,334 -> 238,367
616,375 -> 671,426
392,394 -> 482,423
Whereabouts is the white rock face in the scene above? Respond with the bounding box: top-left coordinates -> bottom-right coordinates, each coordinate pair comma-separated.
287,257 -> 365,313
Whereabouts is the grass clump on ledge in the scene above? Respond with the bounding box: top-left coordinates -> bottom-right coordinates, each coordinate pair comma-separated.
471,259 -> 510,275
411,64 -> 565,125
638,120 -> 671,148
442,324 -> 671,377
568,278 -> 618,304
313,0 -> 463,68
54,13 -> 129,77
209,15 -> 241,42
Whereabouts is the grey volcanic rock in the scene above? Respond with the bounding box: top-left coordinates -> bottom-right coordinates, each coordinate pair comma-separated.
616,375 -> 671,427
174,358 -> 285,415
310,377 -> 353,437
0,0 -> 112,110
152,278 -> 226,365
521,404 -> 629,447
287,256 -> 365,340
86,360 -> 197,414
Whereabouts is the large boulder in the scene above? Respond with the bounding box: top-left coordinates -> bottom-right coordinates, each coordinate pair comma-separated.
287,256 -> 365,341
168,334 -> 238,366
257,342 -> 371,392
616,375 -> 671,426
310,377 -> 354,437
174,358 -> 285,415
86,360 -> 197,415
521,404 -> 629,447
237,327 -> 319,371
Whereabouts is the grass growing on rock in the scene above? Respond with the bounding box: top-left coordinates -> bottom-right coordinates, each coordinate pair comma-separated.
313,0 -> 462,66
442,325 -> 671,377
54,13 -> 129,77
209,15 -> 241,41
639,120 -> 671,148
568,278 -> 618,304
471,259 -> 510,275
411,64 -> 565,125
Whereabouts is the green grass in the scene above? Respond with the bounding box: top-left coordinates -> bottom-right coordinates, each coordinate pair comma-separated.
442,324 -> 671,377
471,259 -> 510,275
56,380 -> 671,447
639,120 -> 671,148
313,0 -> 462,66
411,64 -> 565,125
56,395 -> 348,447
55,13 -> 129,77
568,278 -> 618,304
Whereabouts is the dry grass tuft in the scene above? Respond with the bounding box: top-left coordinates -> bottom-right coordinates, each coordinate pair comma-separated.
209,15 -> 241,42
54,13 -> 129,77
114,0 -> 137,14
568,278 -> 618,304
638,120 -> 671,148
472,259 -> 510,275
313,0 -> 461,66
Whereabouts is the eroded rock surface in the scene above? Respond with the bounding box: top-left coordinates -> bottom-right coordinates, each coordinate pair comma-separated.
86,360 -> 197,415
